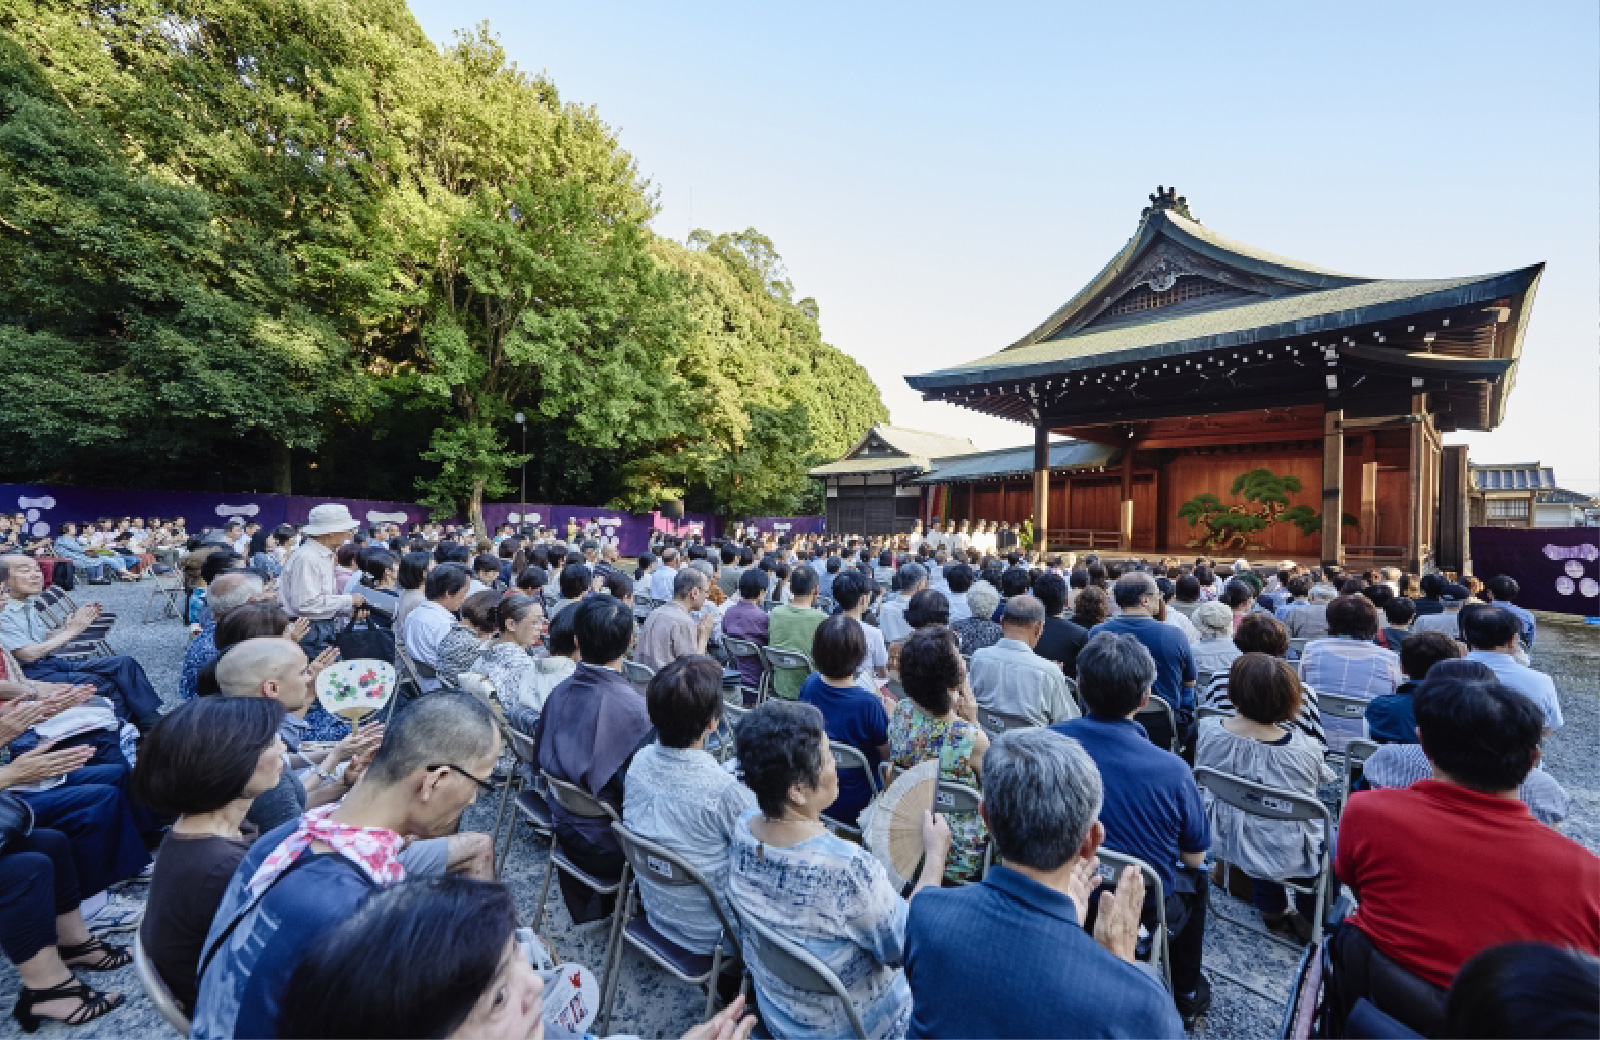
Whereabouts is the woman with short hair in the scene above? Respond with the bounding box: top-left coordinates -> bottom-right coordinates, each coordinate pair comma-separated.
889,626 -> 989,881
1201,614 -> 1327,748
1194,653 -> 1325,942
132,697 -> 286,1015
950,582 -> 1003,655
393,550 -> 434,636
624,656 -> 755,958
436,591 -> 503,690
471,595 -> 547,714
799,615 -> 889,829
730,701 -> 949,1040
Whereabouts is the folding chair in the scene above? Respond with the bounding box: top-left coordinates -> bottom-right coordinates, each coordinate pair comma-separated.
1288,637 -> 1309,661
1339,739 -> 1379,819
143,574 -> 185,623
1196,704 -> 1232,721
531,775 -> 630,1020
1317,690 -> 1372,767
1279,939 -> 1324,1040
1064,675 -> 1082,713
492,725 -> 553,878
976,705 -> 1038,738
1095,847 -> 1172,991
721,636 -> 768,703
133,930 -> 190,1036
1196,669 -> 1216,690
930,779 -> 991,881
1194,766 -> 1335,946
822,742 -> 879,839
621,659 -> 656,694
392,647 -> 429,719
721,702 -> 749,759
51,587 -> 114,621
603,823 -> 745,1032
759,646 -> 814,700
730,890 -> 869,1040
1134,695 -> 1180,753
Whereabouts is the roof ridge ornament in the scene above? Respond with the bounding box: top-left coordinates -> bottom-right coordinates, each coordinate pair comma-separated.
1142,185 -> 1196,222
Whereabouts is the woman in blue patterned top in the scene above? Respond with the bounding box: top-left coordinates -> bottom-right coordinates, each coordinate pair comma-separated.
729,700 -> 950,1039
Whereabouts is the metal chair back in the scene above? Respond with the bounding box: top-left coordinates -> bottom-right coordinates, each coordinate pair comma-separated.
759,646 -> 814,699
722,636 -> 768,702
822,742 -> 878,837
1288,637 -> 1309,660
1134,695 -> 1180,753
134,929 -> 190,1036
1196,669 -> 1217,690
976,705 -> 1038,737
1194,765 -> 1334,944
1339,738 -> 1380,819
1095,847 -> 1172,991
622,659 -> 656,690
1196,704 -> 1232,721
730,891 -> 869,1040
545,773 -> 621,823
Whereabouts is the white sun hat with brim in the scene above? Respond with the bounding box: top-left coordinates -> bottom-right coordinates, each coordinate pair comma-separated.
301,503 -> 361,536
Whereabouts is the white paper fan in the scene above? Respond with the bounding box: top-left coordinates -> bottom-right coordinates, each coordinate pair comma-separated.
862,758 -> 939,890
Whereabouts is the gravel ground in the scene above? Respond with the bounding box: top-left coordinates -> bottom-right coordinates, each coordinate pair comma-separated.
2,582 -> 1594,1039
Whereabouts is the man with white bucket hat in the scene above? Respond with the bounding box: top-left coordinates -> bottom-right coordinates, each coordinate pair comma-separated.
279,504 -> 367,658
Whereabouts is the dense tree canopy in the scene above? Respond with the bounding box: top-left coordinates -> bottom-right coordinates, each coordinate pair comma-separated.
0,0 -> 886,522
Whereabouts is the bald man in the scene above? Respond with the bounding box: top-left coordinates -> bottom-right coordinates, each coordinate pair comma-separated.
0,554 -> 163,730
216,638 -> 489,881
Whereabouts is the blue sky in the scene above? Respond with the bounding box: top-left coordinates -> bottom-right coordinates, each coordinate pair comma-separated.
409,0 -> 1599,491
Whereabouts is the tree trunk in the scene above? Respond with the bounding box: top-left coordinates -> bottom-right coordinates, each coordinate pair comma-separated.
269,440 -> 292,494
469,479 -> 486,536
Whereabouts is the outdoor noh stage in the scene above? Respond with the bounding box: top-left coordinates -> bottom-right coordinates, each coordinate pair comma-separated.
902,188 -> 1543,572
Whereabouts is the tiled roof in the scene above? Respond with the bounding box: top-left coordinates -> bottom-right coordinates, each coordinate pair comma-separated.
1470,464 -> 1557,491
910,439 -> 1119,485
808,424 -> 977,477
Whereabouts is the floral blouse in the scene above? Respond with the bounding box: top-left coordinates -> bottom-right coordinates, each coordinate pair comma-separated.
887,698 -> 987,881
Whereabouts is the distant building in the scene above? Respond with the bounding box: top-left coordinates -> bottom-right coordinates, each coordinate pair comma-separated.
808,424 -> 975,537
1469,462 -> 1598,527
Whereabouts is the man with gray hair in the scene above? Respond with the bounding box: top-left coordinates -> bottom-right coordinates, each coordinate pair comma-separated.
969,594 -> 1081,726
633,565 -> 716,671
1054,631 -> 1212,1026
878,561 -> 926,642
903,728 -> 1183,1038
178,569 -> 265,701
1284,582 -> 1336,640
1089,572 -> 1197,751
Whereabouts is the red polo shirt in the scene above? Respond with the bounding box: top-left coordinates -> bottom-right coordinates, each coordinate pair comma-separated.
1336,780 -> 1599,989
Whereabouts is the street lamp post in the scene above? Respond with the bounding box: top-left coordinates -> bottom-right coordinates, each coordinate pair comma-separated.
514,412 -> 527,532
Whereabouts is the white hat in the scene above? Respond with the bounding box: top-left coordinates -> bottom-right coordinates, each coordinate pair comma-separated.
301,503 -> 360,536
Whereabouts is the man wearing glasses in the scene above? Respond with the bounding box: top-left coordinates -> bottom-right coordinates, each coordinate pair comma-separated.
192,689 -> 500,1039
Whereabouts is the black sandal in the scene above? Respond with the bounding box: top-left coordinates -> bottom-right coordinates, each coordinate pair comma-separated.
12,976 -> 124,1032
58,938 -> 131,971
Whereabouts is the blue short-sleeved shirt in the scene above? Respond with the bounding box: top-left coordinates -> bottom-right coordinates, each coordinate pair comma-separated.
800,673 -> 888,827
906,866 -> 1183,1039
1051,715 -> 1210,892
190,823 -> 380,1039
1090,615 -> 1197,715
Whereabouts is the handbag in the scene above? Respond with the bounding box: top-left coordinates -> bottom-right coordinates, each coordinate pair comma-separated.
0,790 -> 36,854
336,610 -> 396,665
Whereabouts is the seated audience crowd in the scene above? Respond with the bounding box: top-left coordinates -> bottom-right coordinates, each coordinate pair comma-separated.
0,508 -> 1591,1040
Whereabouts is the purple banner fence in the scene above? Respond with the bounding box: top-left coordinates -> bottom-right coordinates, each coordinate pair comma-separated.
0,481 -> 744,557
1469,526 -> 1600,615
740,516 -> 826,538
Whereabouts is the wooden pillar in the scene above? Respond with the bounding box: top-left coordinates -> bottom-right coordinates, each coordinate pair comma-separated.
1323,406 -> 1345,568
1359,433 -> 1378,547
1032,423 -> 1049,552
1118,439 -> 1135,551
1407,394 -> 1425,572
1062,477 -> 1074,538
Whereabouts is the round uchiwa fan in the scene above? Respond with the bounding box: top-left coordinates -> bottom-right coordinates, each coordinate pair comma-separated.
862,758 -> 939,890
314,659 -> 397,723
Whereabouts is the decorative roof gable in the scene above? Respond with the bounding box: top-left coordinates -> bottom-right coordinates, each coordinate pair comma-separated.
1017,187 -> 1369,345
